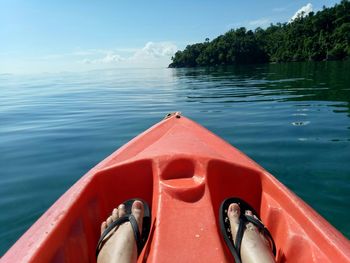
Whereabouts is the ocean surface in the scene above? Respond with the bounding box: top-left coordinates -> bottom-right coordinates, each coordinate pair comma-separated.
0,61 -> 349,255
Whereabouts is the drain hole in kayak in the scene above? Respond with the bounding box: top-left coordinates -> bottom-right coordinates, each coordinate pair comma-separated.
161,158 -> 195,180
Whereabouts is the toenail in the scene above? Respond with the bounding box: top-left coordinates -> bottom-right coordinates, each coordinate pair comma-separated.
134,201 -> 142,209
229,204 -> 238,213
246,223 -> 256,231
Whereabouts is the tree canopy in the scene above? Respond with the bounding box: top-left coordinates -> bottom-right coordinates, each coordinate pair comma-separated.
169,0 -> 350,68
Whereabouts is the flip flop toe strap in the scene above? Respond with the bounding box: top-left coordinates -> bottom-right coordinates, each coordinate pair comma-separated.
129,214 -> 142,255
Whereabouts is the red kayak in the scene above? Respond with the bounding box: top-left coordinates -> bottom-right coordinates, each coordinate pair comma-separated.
2,113 -> 350,262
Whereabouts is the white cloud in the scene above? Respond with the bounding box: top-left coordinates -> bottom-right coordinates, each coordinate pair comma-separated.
81,52 -> 124,64
101,53 -> 124,63
72,48 -> 138,56
290,3 -> 313,22
37,43 -> 177,65
131,42 -> 177,60
248,18 -> 270,28
79,41 -> 177,68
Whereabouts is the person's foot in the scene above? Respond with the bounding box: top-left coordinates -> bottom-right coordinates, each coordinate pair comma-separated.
227,203 -> 275,263
97,200 -> 144,263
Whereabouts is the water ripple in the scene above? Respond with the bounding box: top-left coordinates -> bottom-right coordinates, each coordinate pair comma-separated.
0,62 -> 350,255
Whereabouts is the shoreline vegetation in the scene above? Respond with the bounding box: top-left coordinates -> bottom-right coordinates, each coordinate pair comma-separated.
169,0 -> 350,68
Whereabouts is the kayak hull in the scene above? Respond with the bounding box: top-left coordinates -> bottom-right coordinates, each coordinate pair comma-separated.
2,113 -> 350,262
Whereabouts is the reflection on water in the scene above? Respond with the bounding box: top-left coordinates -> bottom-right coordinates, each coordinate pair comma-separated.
0,61 -> 349,255
172,62 -> 350,107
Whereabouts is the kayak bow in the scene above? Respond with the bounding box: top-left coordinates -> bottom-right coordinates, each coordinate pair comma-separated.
2,113 -> 350,262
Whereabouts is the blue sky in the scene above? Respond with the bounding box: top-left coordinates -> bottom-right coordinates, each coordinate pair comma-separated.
0,0 -> 340,74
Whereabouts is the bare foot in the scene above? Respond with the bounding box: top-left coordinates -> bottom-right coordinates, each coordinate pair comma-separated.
97,200 -> 144,263
228,203 -> 275,263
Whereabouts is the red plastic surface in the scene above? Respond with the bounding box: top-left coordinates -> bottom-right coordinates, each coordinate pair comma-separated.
2,114 -> 350,262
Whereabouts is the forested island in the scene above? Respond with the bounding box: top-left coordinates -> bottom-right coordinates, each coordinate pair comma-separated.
169,0 -> 350,68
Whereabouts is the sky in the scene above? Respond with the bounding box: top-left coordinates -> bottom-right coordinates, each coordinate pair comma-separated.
0,0 -> 340,74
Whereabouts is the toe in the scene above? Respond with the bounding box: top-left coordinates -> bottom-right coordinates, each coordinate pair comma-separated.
228,203 -> 241,224
101,221 -> 107,235
246,222 -> 258,232
227,203 -> 241,246
106,216 -> 113,227
245,210 -> 253,216
112,208 -> 118,221
245,210 -> 258,230
118,204 -> 126,217
132,200 -> 144,232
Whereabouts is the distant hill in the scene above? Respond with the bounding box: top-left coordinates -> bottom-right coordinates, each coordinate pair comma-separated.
169,0 -> 350,68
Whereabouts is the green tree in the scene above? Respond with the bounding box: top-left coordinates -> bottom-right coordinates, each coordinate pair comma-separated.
169,0 -> 350,68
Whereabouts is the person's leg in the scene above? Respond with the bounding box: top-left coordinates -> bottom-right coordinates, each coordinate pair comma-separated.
97,201 -> 144,263
228,203 -> 275,263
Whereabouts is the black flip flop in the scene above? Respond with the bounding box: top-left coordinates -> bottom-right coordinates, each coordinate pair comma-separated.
219,197 -> 276,263
96,198 -> 151,258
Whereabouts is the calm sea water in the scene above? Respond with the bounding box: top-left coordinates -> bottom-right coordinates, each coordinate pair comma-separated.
1,61 -> 349,255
